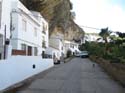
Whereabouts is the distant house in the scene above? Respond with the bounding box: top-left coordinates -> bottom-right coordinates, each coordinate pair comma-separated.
64,40 -> 80,56
46,33 -> 64,62
0,0 -> 49,59
84,33 -> 101,42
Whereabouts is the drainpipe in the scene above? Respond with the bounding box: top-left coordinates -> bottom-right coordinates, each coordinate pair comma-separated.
3,25 -> 6,59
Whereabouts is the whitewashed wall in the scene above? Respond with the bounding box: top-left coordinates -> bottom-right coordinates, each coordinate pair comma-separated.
11,1 -> 42,52
0,0 -> 11,38
0,56 -> 54,90
0,0 -> 12,59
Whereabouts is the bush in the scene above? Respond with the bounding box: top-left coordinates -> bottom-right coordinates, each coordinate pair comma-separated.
83,41 -> 125,64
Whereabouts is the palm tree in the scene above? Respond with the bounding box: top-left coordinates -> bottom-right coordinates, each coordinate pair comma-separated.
99,27 -> 110,43
99,27 -> 111,56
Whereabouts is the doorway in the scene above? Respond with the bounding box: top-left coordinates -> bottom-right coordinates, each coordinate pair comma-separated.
42,51 -> 45,58
28,46 -> 32,56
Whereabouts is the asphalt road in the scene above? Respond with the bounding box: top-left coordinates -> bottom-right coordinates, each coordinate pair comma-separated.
17,58 -> 125,93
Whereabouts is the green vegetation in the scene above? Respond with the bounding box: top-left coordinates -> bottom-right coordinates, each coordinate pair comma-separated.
82,28 -> 125,64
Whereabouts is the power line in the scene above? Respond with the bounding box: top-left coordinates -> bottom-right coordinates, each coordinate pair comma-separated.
11,9 -> 116,33
80,25 -> 101,30
80,25 -> 117,33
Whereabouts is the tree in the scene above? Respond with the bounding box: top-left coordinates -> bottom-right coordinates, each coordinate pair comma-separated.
99,27 -> 111,56
99,27 -> 110,43
116,32 -> 125,45
116,32 -> 125,39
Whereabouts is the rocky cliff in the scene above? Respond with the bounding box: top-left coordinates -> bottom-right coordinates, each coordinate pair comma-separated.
20,0 -> 84,41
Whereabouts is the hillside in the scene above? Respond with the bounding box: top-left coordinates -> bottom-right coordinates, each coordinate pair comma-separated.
20,0 -> 84,41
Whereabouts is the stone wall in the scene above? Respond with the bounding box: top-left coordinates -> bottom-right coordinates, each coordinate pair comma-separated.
20,0 -> 84,41
90,56 -> 125,87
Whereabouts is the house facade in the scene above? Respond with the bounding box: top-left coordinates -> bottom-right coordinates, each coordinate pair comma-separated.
11,0 -> 49,56
46,32 -> 64,62
30,11 -> 49,57
64,40 -> 80,56
0,0 -> 12,59
0,0 -> 49,59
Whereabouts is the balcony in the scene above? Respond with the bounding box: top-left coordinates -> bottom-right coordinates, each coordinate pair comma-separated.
42,41 -> 46,48
42,30 -> 46,34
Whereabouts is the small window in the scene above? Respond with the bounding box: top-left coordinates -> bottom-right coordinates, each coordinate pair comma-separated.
42,23 -> 46,34
62,47 -> 63,50
21,44 -> 26,51
34,27 -> 37,37
22,19 -> 27,32
42,36 -> 45,41
34,47 -> 38,56
70,44 -> 73,48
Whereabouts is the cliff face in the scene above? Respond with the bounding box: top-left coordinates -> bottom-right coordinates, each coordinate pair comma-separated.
21,0 -> 84,41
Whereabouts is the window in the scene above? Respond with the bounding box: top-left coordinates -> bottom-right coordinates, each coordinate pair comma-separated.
70,44 -> 74,48
34,27 -> 37,37
45,25 -> 47,31
21,44 -> 26,51
42,36 -> 45,41
42,36 -> 46,48
22,19 -> 27,32
62,47 -> 63,50
34,47 -> 38,56
42,23 -> 46,34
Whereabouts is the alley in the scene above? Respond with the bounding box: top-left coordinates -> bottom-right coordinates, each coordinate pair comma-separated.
16,58 -> 125,93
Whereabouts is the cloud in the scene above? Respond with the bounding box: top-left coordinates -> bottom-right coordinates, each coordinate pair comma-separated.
71,0 -> 125,33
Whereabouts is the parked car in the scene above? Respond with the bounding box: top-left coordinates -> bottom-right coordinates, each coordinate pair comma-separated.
75,53 -> 81,57
76,51 -> 89,58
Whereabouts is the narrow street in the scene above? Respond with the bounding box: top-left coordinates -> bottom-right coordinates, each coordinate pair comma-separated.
16,58 -> 124,93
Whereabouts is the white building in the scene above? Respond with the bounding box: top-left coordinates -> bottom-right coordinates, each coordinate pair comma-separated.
46,33 -> 64,61
0,0 -> 12,59
0,1 -> 53,90
30,11 -> 49,57
84,33 -> 100,42
0,0 -> 49,59
64,40 -> 80,56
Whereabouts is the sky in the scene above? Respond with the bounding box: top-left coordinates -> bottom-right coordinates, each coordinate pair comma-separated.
70,0 -> 125,33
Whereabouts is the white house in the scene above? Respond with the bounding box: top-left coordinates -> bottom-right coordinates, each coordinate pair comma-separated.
46,33 -> 64,62
0,0 -> 53,90
0,0 -> 49,59
64,40 -> 80,56
11,0 -> 49,56
30,11 -> 49,57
